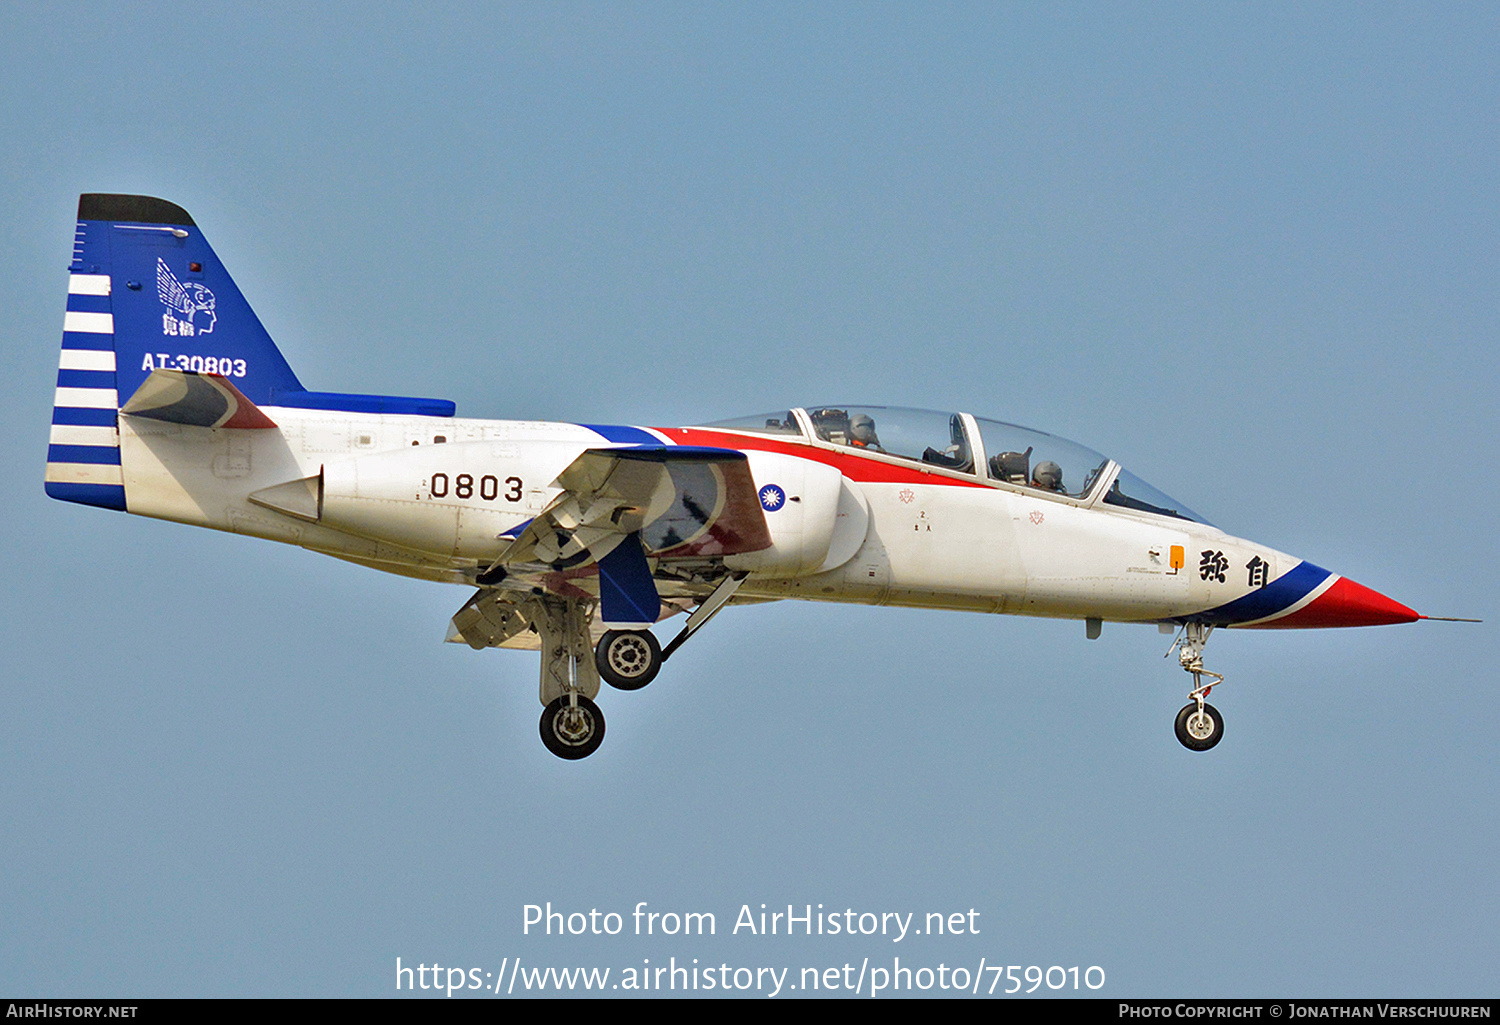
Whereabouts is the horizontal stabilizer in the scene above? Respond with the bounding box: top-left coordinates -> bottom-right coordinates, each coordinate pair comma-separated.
121,369 -> 277,429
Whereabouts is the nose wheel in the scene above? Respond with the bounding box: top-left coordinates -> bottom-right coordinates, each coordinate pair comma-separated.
1170,623 -> 1226,752
1174,701 -> 1223,751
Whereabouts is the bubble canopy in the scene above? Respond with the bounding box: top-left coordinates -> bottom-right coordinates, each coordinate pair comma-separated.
697,406 -> 1209,524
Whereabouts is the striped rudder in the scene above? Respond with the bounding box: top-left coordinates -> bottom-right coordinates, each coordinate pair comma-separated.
47,210 -> 124,508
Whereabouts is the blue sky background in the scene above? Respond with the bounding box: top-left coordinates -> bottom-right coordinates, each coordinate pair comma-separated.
2,2 -> 1494,998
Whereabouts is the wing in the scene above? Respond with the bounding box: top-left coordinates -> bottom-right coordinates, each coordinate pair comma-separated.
486,445 -> 772,626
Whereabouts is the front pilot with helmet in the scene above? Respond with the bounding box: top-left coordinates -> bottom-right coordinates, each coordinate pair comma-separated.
1031,460 -> 1064,493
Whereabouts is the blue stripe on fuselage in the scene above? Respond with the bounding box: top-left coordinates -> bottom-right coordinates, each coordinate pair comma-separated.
1191,560 -> 1332,625
500,517 -> 534,539
578,423 -> 660,446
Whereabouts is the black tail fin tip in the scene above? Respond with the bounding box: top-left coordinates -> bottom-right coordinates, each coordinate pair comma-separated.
78,194 -> 194,226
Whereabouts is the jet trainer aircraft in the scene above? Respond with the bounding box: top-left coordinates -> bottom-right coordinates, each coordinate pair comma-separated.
47,194 -> 1454,759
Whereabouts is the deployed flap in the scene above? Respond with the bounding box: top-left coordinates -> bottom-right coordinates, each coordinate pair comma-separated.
495,446 -> 773,570
446,590 -> 538,650
445,591 -> 624,651
121,368 -> 277,429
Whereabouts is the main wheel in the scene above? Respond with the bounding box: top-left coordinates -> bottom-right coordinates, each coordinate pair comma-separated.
595,629 -> 662,691
540,695 -> 606,760
1174,702 -> 1224,752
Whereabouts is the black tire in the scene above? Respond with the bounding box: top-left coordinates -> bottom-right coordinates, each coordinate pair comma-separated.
595,629 -> 662,691
1174,702 -> 1224,752
539,695 -> 606,760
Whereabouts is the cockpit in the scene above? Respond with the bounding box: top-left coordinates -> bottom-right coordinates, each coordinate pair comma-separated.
699,405 -> 1208,523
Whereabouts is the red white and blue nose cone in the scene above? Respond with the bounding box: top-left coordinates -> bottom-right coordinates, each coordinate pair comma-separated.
1229,562 -> 1421,629
1270,575 -> 1420,628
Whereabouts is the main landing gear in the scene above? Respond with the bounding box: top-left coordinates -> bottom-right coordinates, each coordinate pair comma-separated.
533,627 -> 666,759
596,629 -> 662,690
540,694 -> 606,760
537,629 -> 660,759
533,595 -> 607,760
1170,622 -> 1225,752
534,573 -> 748,760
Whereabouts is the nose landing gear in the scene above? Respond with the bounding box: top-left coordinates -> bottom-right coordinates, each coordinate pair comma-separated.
1170,623 -> 1225,752
1175,699 -> 1224,751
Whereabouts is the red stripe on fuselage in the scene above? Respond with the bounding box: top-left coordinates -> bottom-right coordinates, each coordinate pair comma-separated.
657,427 -> 990,489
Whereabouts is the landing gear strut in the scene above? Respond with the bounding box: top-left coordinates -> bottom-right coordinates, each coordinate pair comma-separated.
591,571 -> 746,692
1171,622 -> 1225,752
529,573 -> 748,759
534,595 -> 606,760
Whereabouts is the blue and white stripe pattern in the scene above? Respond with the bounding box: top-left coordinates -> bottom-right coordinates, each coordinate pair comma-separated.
45,241 -> 125,510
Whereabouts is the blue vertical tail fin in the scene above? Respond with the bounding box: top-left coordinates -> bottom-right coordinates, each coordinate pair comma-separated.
47,193 -> 456,511
47,194 -> 306,510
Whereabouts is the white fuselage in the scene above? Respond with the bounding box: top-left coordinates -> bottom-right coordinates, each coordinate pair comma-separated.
117,409 -> 1285,627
